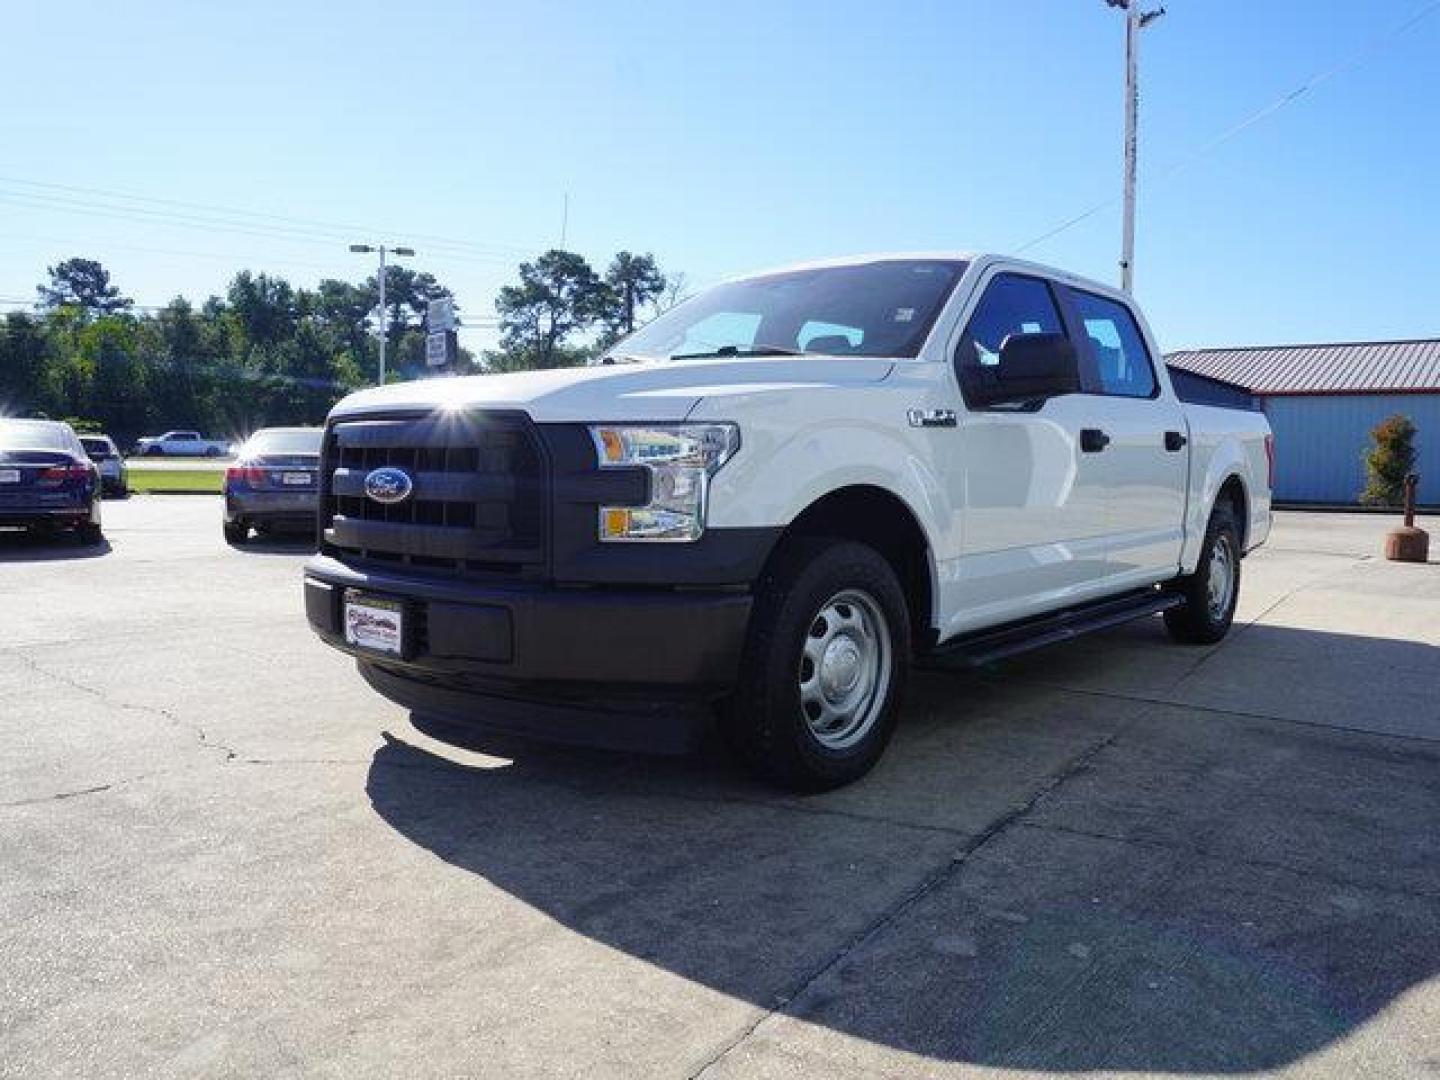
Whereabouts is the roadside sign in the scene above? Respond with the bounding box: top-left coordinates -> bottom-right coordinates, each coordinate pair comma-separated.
426,330 -> 457,368
427,298 -> 457,333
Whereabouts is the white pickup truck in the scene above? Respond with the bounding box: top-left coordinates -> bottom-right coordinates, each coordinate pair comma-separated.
133,430 -> 230,457
304,253 -> 1272,789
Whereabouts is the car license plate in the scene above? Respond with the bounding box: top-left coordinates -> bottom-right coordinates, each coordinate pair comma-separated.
0,469 -> 18,484
344,594 -> 404,657
281,471 -> 312,486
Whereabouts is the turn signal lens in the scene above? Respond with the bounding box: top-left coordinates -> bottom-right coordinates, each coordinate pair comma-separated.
587,424 -> 740,542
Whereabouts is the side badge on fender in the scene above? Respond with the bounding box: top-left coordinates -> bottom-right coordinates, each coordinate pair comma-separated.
907,408 -> 958,428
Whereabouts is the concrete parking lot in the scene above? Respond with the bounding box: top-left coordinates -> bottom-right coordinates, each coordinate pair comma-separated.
2,499 -> 1437,1079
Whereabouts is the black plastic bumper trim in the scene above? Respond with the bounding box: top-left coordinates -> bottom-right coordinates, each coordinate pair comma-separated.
305,555 -> 752,688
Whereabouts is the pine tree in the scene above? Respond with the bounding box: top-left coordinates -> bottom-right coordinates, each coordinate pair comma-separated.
1360,414 -> 1417,506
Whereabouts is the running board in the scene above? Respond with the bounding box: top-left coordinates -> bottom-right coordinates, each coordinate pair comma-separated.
923,588 -> 1183,669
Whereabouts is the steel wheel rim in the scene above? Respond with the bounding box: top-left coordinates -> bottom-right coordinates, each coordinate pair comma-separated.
798,588 -> 892,751
1207,536 -> 1235,620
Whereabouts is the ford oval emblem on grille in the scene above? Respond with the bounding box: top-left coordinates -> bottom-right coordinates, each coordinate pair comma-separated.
364,467 -> 413,505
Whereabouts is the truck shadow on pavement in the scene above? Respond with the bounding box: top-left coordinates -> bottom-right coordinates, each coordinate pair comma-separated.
363,624 -> 1440,1073
230,535 -> 316,556
0,529 -> 112,561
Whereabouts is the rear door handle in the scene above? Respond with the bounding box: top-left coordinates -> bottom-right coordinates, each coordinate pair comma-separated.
1080,428 -> 1110,453
1164,430 -> 1188,452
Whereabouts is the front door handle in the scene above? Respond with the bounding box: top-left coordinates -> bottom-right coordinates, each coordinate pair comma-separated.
1080,428 -> 1110,453
1164,430 -> 1188,452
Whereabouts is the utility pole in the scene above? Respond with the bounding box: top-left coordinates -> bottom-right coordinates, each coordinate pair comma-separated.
349,243 -> 415,385
1106,0 -> 1164,293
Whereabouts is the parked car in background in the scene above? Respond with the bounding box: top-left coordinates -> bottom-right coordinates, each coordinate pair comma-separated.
223,427 -> 323,544
0,419 -> 103,544
79,435 -> 128,496
304,252 -> 1273,790
133,430 -> 231,457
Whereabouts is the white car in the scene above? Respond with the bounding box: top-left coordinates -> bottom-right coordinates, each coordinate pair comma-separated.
79,435 -> 127,496
133,430 -> 230,457
303,252 -> 1273,789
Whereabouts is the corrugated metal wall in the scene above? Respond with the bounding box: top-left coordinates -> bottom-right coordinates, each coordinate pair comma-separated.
1262,394 -> 1440,504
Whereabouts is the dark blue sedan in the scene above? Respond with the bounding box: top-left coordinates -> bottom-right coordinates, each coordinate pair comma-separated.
0,419 -> 103,544
223,426 -> 323,544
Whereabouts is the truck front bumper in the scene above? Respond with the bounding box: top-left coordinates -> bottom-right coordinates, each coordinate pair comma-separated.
303,555 -> 752,750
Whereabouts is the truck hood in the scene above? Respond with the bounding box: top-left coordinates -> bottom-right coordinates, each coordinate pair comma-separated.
328,357 -> 897,423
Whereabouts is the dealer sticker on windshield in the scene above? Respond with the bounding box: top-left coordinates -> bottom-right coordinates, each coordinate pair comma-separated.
343,594 -> 404,657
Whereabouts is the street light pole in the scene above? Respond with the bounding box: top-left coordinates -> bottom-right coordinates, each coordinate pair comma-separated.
349,243 -> 415,385
1107,0 -> 1164,293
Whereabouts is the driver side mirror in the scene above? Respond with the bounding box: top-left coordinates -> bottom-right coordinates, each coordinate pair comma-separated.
970,332 -> 1080,408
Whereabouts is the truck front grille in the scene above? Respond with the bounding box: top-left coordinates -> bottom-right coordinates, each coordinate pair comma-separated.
320,410 -> 546,577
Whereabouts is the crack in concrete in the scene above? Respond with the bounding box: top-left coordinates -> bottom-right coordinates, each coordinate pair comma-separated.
1039,682 -> 1440,747
2,781 -> 124,808
1016,818 -> 1440,903
1169,554 -> 1369,689
7,649 -> 239,763
688,726 -> 1128,1079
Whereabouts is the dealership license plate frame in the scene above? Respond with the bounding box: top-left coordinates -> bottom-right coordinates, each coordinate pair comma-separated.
343,592 -> 406,658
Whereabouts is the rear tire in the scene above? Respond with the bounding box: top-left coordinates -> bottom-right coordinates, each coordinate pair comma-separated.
224,521 -> 248,545
1165,504 -> 1241,644
77,523 -> 103,546
721,538 -> 910,792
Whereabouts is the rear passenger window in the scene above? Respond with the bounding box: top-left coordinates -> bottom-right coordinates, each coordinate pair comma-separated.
1069,290 -> 1157,398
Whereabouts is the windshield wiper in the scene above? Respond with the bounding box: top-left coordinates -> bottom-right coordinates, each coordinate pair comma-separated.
670,344 -> 805,360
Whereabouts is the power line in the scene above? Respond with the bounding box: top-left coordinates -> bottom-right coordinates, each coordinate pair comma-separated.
0,174 -> 538,259
1013,0 -> 1440,255
0,191 -> 523,267
4,230 -> 340,273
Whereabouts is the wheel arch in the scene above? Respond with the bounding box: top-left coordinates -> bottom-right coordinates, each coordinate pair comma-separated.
1215,473 -> 1249,549
766,484 -> 937,648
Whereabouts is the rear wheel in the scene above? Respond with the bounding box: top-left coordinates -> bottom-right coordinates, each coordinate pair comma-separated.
1165,504 -> 1241,644
224,521 -> 248,545
721,538 -> 910,791
77,522 -> 103,546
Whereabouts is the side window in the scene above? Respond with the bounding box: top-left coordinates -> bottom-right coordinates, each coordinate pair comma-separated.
955,274 -> 1066,401
1069,290 -> 1157,398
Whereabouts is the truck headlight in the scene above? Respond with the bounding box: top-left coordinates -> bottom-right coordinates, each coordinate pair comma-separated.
589,423 -> 740,542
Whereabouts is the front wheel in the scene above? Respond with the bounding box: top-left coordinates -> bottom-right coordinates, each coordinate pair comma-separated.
223,521 -> 248,545
721,538 -> 910,791
1165,504 -> 1241,644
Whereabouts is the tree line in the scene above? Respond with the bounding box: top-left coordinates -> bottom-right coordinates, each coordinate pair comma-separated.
0,249 -> 681,446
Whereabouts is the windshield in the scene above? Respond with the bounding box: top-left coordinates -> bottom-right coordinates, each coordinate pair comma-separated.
0,420 -> 74,452
609,259 -> 968,362
243,428 -> 322,456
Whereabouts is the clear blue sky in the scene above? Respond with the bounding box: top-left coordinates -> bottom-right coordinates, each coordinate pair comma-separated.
3,0 -> 1437,352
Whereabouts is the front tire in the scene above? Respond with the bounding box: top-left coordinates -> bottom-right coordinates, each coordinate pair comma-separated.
224,521 -> 249,545
1165,504 -> 1241,644
722,538 -> 910,791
